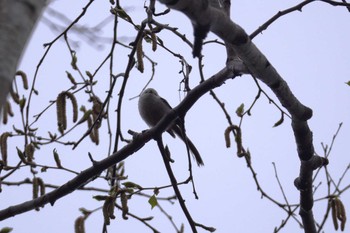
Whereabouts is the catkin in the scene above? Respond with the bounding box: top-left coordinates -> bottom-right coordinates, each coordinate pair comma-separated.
56,92 -> 67,134
0,133 -> 12,166
136,38 -> 144,73
65,92 -> 78,123
15,70 -> 29,90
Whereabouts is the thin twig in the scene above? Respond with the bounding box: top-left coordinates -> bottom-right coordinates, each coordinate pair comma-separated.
156,136 -> 198,233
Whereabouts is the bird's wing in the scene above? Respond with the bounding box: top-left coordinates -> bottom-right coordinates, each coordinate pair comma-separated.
158,96 -> 177,137
159,96 -> 173,110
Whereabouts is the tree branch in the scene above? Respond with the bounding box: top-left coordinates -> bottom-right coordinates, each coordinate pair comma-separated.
0,65 -> 234,220
155,1 -> 333,232
156,136 -> 198,233
159,0 -> 312,121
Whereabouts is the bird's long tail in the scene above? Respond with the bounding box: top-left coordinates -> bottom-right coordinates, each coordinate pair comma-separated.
172,125 -> 204,166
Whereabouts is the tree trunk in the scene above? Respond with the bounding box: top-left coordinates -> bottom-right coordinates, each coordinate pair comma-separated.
0,0 -> 47,113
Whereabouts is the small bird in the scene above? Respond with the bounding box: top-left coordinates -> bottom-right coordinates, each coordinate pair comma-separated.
138,88 -> 204,166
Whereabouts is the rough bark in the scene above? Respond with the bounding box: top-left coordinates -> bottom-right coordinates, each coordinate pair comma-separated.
0,0 -> 46,113
156,1 -> 327,232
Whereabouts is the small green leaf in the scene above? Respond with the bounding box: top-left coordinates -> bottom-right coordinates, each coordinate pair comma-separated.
235,103 -> 244,117
93,195 -> 108,201
53,149 -> 62,168
0,227 -> 13,233
148,195 -> 157,209
28,127 -> 38,132
157,37 -> 164,46
79,207 -> 91,215
144,36 -> 152,43
66,71 -> 77,86
19,97 -> 26,112
48,131 -> 57,140
122,181 -> 142,190
345,81 -> 350,86
16,147 -> 26,162
85,71 -> 93,80
115,7 -> 133,23
142,216 -> 154,221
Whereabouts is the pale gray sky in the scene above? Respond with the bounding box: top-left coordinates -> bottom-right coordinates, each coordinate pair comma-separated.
1,1 -> 349,232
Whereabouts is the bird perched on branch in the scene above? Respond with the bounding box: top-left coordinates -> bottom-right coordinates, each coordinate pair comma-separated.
138,88 -> 204,166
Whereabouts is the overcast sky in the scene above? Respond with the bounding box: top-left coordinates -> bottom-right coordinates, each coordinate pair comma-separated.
1,1 -> 349,232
